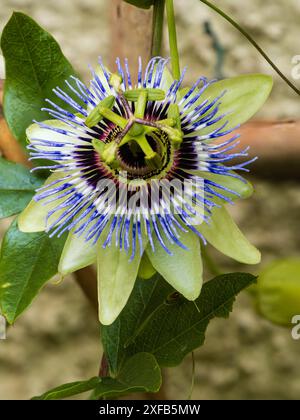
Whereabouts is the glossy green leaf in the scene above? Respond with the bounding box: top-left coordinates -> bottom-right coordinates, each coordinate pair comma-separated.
256,259 -> 300,326
126,273 -> 256,366
0,220 -> 66,324
0,157 -> 43,219
58,231 -> 97,275
34,353 -> 161,400
102,273 -> 173,375
146,231 -> 203,300
184,74 -> 273,134
198,205 -> 261,264
123,0 -> 154,9
91,353 -> 161,399
102,272 -> 255,370
1,12 -> 77,148
32,377 -> 100,400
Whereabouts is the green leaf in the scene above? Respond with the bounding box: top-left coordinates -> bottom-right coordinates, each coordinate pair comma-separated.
91,353 -> 161,400
101,273 -> 173,375
198,205 -> 261,265
146,231 -> 203,300
1,12 -> 77,148
123,0 -> 154,9
0,220 -> 66,324
126,272 -> 256,366
256,258 -> 300,326
102,272 -> 255,371
32,377 -> 100,400
34,353 -> 161,400
185,74 -> 273,134
0,157 -> 43,218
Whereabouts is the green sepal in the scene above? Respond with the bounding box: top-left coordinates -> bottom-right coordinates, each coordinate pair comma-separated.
58,231 -> 97,275
180,74 -> 273,133
18,172 -> 66,233
195,170 -> 254,201
138,252 -> 156,279
146,230 -> 203,300
198,205 -> 261,265
97,222 -> 148,325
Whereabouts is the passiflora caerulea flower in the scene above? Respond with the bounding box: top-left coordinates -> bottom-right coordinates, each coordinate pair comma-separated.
18,57 -> 272,324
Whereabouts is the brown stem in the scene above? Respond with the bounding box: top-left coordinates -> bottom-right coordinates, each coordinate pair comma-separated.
99,353 -> 110,378
221,119 -> 300,180
0,80 -> 30,166
109,0 -> 153,81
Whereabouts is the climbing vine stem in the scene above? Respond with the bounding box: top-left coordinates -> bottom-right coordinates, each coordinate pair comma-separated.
151,0 -> 165,57
166,0 -> 181,80
199,0 -> 300,96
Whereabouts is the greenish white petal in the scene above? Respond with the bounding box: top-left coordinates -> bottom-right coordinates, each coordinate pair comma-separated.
18,172 -> 65,233
196,170 -> 254,201
98,224 -> 148,325
200,74 -> 273,133
58,230 -> 97,275
26,119 -> 87,153
146,231 -> 203,300
180,74 -> 273,134
198,205 -> 261,265
160,64 -> 174,93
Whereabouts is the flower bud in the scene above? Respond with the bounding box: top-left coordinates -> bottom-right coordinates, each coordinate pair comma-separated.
255,259 -> 300,326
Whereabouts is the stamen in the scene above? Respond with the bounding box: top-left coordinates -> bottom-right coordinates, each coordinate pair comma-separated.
85,95 -> 115,127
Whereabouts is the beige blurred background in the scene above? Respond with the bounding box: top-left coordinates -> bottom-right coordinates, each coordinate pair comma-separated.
0,0 -> 300,400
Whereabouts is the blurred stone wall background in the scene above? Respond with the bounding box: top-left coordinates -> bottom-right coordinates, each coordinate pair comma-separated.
0,0 -> 300,400
1,0 -> 299,117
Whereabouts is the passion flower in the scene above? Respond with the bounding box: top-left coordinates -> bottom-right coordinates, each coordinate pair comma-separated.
18,57 -> 272,324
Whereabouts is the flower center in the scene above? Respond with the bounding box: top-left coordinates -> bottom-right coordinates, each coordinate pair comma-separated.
88,75 -> 184,182
101,125 -> 173,180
